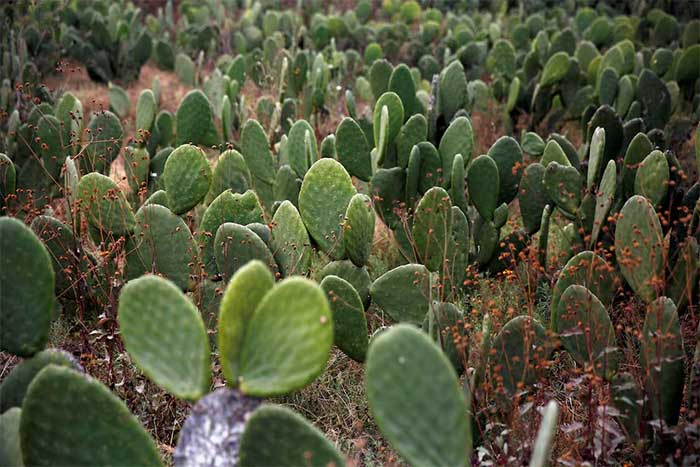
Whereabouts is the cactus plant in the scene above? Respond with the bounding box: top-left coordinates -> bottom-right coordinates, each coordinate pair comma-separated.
163,144 -> 212,215
365,324 -> 471,467
488,136 -> 524,205
20,365 -> 162,466
615,195 -> 665,303
176,90 -> 219,147
320,275 -> 368,362
468,155 -> 500,221
0,408 -> 22,467
270,200 -> 311,277
343,193 -> 375,267
207,149 -> 251,203
634,149 -> 669,206
370,264 -> 431,324
82,110 -> 123,174
239,404 -> 346,466
214,223 -> 278,281
0,217 -> 54,357
335,117 -> 372,181
413,186 -> 452,272
319,260 -> 372,308
299,158 -> 357,259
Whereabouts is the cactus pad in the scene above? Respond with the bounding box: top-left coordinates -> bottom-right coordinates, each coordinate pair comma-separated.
77,172 -> 135,235
270,200 -> 311,277
164,144 -> 212,214
370,264 -> 431,324
176,90 -> 220,147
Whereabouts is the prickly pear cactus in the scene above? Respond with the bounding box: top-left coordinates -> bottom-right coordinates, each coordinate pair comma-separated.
214,223 -> 278,281
321,275 -> 368,362
77,172 -> 135,236
270,200 -> 311,277
0,407 -> 22,467
319,260 -> 372,308
126,204 -> 198,289
468,155 -> 500,221
634,149 -> 669,206
519,163 -> 549,234
615,195 -> 665,303
163,144 -> 212,215
236,277 -> 333,396
200,190 -> 264,276
555,285 -> 619,379
343,193 -> 375,267
241,119 -> 276,209
239,404 -> 346,466
365,324 -> 471,467
20,365 -> 162,466
336,117 -> 372,181
82,110 -> 123,174
135,89 -> 156,134
119,275 -> 211,400
550,251 -> 618,331
206,149 -> 251,203
543,162 -> 583,216
413,186 -> 453,272
299,158 -> 357,259
218,261 -> 275,386
287,119 -> 318,177
176,90 -> 220,147
641,297 -> 684,426
488,136 -> 524,205
591,160 -> 616,248
0,217 -> 55,357
487,316 -> 550,400
0,349 -> 80,412
370,264 -> 431,324
439,116 -> 473,181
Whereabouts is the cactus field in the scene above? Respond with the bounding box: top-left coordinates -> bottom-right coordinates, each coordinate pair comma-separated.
2,0 -> 700,465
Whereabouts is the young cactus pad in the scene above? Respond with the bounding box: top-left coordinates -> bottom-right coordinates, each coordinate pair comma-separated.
0,217 -> 55,357
239,404 -> 346,466
20,365 -> 162,466
163,144 -> 213,214
118,275 -> 211,400
236,277 -> 333,397
320,275 -> 369,362
299,158 -> 357,258
77,172 -> 135,235
270,200 -> 312,277
365,324 -> 471,467
343,193 -> 375,267
370,263 -> 431,324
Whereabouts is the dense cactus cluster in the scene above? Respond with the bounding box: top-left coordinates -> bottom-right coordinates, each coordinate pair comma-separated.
1,0 -> 700,466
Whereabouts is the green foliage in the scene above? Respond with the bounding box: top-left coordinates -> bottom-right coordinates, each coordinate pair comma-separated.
343,193 -> 375,267
320,275 -> 368,362
176,90 -> 220,147
163,144 -> 212,214
271,200 -> 312,277
20,365 -> 162,466
370,264 -> 431,324
214,222 -> 278,281
413,187 -> 452,271
366,324 -> 470,467
119,275 -> 210,400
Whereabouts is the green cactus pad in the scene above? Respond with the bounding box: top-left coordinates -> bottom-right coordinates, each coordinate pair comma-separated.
522,132 -> 546,156
318,260 -> 372,308
176,90 -> 220,147
370,264 -> 431,324
123,146 -> 150,195
641,297 -> 684,427
389,63 -> 420,118
0,153 -> 16,207
241,119 -> 276,208
108,83 -> 130,119
321,275 -> 368,362
370,167 -> 406,229
591,160 -> 616,248
299,158 -> 357,258
487,316 -> 550,399
0,218 -> 54,357
373,92 -> 404,149
637,69 -> 671,130
621,132 -> 653,198
396,114 -> 428,168
207,149 -> 251,203
0,349 -> 80,413
369,59 -> 392,98
238,277 -> 332,396
468,155 -> 500,221
417,141 -> 444,192
0,407 -> 23,467
287,119 -> 318,177
439,116 -> 474,178
615,195 -> 664,303
239,404 -> 346,466
634,149 -> 669,206
126,204 -> 198,289
343,193 -> 375,267
20,365 -> 162,466
550,251 -> 618,331
540,52 -> 571,87
215,223 -> 278,282
439,60 -> 468,122
83,110 -> 123,174
556,285 -> 619,379
519,163 -> 549,234
218,261 -> 275,386
667,238 -> 699,311
119,275 -> 210,400
163,144 -> 212,214
540,140 -> 571,168
200,190 -> 264,275
365,324 -> 470,467
488,136 -> 523,205
335,117 -> 372,181
77,172 -> 135,235
136,89 -> 156,133
413,186 -> 453,272
450,154 -> 468,214
543,162 -> 583,216
270,200 -> 311,277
